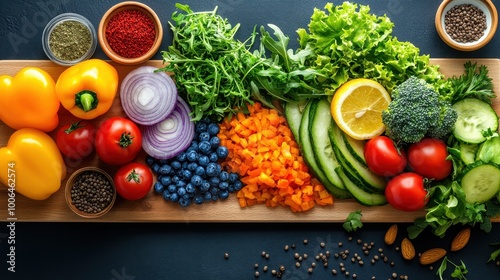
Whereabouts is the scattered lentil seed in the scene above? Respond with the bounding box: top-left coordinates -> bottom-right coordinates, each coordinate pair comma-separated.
364,250 -> 370,255
345,271 -> 350,277
295,262 -> 301,268
279,265 -> 285,272
298,256 -> 303,261
348,236 -> 353,241
332,269 -> 338,275
357,239 -> 362,244
395,247 -> 400,252
224,253 -> 229,259
271,269 -> 277,275
374,255 -> 380,261
303,239 -> 308,245
265,253 -> 270,259
320,242 -> 326,248
392,272 -> 398,279
341,267 -> 346,273
429,266 -> 434,271
254,263 -> 259,269
308,268 -> 313,274
254,271 -> 260,278
334,253 -> 340,259
359,260 -> 364,266
291,244 -> 296,249
263,266 -> 268,272
390,261 -> 395,267
284,245 -> 289,251
324,262 -> 328,267
339,242 -> 343,247
311,262 -> 317,268
353,273 -> 357,279
371,259 -> 376,264
261,251 -> 266,257
303,253 -> 308,259
383,256 -> 388,263
294,252 -> 300,259
372,277 -> 376,280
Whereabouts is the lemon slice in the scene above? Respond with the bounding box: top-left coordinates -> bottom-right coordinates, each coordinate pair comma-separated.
331,78 -> 391,140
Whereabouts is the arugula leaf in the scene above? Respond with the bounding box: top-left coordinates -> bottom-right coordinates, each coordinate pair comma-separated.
437,257 -> 468,280
343,210 -> 363,232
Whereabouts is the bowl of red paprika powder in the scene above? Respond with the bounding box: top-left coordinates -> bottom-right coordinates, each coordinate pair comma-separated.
98,1 -> 163,65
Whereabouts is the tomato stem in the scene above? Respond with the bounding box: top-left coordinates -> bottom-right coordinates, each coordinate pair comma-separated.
117,132 -> 134,148
126,169 -> 141,183
64,121 -> 83,134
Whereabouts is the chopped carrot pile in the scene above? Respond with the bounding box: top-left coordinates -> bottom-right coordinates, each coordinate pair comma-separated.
218,102 -> 334,212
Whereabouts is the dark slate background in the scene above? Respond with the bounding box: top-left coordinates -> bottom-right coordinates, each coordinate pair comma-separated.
0,0 -> 499,279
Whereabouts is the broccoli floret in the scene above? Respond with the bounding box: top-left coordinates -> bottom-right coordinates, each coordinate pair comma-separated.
427,99 -> 458,139
382,76 -> 456,144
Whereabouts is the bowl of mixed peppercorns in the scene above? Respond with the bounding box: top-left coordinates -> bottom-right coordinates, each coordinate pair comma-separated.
435,0 -> 498,51
65,167 -> 117,218
98,1 -> 163,65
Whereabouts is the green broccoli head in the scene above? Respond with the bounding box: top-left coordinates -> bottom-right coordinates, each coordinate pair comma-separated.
427,99 -> 458,139
382,76 -> 454,144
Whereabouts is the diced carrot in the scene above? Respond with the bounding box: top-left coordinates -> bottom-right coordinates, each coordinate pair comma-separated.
218,102 -> 334,212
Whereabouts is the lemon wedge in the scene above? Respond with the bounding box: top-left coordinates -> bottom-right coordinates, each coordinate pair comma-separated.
331,78 -> 391,140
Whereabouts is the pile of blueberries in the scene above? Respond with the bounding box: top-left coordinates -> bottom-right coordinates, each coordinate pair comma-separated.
146,118 -> 243,207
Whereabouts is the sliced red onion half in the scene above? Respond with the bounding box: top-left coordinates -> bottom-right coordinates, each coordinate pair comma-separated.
141,97 -> 195,160
120,66 -> 177,125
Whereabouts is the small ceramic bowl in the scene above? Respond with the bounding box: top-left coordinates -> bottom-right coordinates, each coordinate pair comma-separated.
435,0 -> 498,51
42,13 -> 97,66
98,1 -> 163,65
65,167 -> 116,218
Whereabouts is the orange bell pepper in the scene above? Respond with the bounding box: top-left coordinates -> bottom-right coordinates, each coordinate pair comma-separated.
0,67 -> 59,132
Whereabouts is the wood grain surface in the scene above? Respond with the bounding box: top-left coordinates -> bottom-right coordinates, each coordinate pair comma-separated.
0,59 -> 499,222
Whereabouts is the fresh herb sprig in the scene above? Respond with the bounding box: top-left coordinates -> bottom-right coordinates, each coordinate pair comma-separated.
445,61 -> 495,104
343,210 -> 363,232
437,257 -> 468,280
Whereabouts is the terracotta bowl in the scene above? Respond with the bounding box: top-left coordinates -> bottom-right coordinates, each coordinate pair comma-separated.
98,1 -> 163,65
65,167 -> 116,218
435,0 -> 498,51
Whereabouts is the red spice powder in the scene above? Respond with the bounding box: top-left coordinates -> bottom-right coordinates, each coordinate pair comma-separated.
105,9 -> 156,58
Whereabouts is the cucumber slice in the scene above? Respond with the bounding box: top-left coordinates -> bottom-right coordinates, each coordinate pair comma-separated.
459,142 -> 478,165
460,161 -> 500,203
452,98 -> 499,144
309,98 -> 345,190
299,100 -> 351,199
329,121 -> 386,194
284,100 -> 307,144
342,132 -> 367,166
335,166 -> 387,206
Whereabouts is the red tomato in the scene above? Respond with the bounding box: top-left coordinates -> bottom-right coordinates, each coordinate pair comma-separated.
385,172 -> 427,211
95,117 -> 142,165
56,121 -> 96,159
114,162 -> 153,200
407,137 -> 452,181
364,136 -> 407,177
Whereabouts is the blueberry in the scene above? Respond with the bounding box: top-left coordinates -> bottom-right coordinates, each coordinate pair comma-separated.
159,175 -> 172,186
207,123 -> 220,136
195,166 -> 206,177
228,172 -> 239,183
176,152 -> 187,162
187,162 -> 199,172
209,152 -> 219,162
167,184 -> 177,193
216,146 -> 229,159
228,185 -> 235,192
177,180 -> 186,189
159,159 -> 169,165
206,162 -> 219,177
188,141 -> 199,152
200,181 -> 211,192
198,132 -> 211,142
198,141 -> 212,155
170,193 -> 180,202
190,175 -> 203,186
162,190 -> 171,201
219,171 -> 229,182
179,198 -> 191,207
182,161 -> 189,169
218,189 -> 230,200
186,183 -> 196,194
154,182 -> 164,193
209,177 -> 220,187
219,181 -> 229,190
177,187 -> 187,196
146,156 -> 156,166
233,181 -> 243,191
198,155 -> 210,166
172,175 -> 181,184
210,187 -> 218,196
171,161 -> 182,170
200,117 -> 212,124
204,192 -> 212,201
195,122 -> 207,133
209,136 -> 221,149
194,195 -> 204,204
187,150 -> 199,162
182,170 -> 192,180
151,163 -> 161,174
182,194 -> 191,200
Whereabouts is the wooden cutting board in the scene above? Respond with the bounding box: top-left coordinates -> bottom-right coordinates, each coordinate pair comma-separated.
0,58 -> 499,222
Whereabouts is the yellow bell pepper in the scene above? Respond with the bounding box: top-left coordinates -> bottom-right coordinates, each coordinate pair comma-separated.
56,59 -> 119,120
0,128 -> 66,200
0,67 -> 60,132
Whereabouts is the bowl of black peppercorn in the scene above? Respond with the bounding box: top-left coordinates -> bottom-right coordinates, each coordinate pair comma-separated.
65,167 -> 116,218
436,0 -> 498,51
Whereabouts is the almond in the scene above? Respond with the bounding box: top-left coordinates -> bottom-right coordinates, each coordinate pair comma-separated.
384,224 -> 398,245
419,248 -> 447,265
451,227 -> 471,252
401,238 -> 415,260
